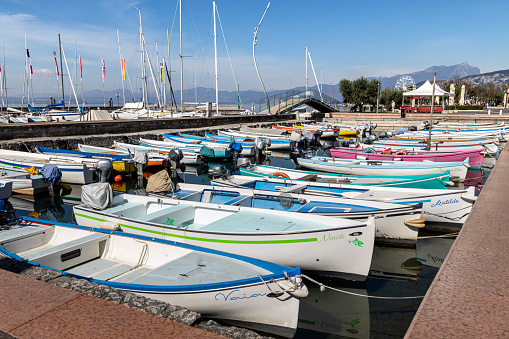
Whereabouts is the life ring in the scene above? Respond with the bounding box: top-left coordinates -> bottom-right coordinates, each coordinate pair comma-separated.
273,171 -> 290,178
442,131 -> 451,134
455,129 -> 460,132
395,150 -> 407,156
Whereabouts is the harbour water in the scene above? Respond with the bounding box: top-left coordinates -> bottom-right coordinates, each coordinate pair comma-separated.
5,152 -> 491,338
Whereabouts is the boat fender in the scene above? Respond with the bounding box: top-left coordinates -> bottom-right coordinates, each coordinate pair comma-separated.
404,217 -> 426,228
99,221 -> 122,232
461,195 -> 477,203
273,172 -> 290,179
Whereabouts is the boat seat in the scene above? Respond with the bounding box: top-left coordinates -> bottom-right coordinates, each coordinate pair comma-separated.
0,224 -> 51,245
23,233 -> 109,270
223,194 -> 250,205
104,201 -> 145,215
296,174 -> 317,181
137,203 -> 194,225
277,184 -> 306,194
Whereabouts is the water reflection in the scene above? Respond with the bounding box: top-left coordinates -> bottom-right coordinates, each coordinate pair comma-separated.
1,149 -> 477,338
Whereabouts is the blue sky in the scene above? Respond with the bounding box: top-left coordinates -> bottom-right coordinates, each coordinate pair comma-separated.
1,0 -> 507,99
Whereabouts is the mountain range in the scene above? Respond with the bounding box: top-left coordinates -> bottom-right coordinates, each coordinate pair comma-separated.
371,62 -> 481,89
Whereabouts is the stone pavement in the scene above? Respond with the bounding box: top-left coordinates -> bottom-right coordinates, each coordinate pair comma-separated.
0,269 -> 223,339
405,144 -> 509,337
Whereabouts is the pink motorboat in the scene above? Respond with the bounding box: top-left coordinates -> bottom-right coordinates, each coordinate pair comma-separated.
329,146 -> 484,169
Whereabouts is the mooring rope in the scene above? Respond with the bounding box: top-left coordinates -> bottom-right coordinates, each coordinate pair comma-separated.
301,274 -> 425,299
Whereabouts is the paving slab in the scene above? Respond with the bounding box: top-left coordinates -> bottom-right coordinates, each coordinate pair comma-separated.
405,146 -> 509,338
0,269 -> 223,339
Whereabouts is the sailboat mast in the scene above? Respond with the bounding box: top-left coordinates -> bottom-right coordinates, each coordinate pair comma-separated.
58,34 -> 65,103
213,2 -> 219,115
117,29 -> 126,105
179,0 -> 184,113
167,28 -> 172,109
22,35 -> 27,110
137,7 -> 147,106
1,45 -> 7,108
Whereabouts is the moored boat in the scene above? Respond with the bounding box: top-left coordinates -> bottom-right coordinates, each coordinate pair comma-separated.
165,182 -> 424,245
0,217 -> 308,337
238,164 -> 453,189
74,192 -> 376,280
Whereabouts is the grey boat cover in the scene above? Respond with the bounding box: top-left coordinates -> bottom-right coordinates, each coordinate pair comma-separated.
81,182 -> 113,210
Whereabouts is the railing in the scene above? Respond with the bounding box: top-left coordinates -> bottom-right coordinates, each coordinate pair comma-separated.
258,90 -> 342,113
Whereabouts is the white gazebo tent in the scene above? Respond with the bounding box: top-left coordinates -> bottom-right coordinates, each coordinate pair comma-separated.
402,80 -> 450,111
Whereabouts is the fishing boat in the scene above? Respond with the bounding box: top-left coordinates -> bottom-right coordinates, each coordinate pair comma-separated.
212,131 -> 292,149
140,138 -> 235,158
371,137 -> 498,155
211,175 -> 476,228
0,217 -> 308,337
0,149 -> 99,184
74,192 -> 376,280
330,146 -> 485,169
35,146 -> 137,174
78,143 -> 203,166
297,156 -> 469,181
271,125 -> 346,139
161,134 -> 257,156
164,182 -> 424,245
221,128 -> 292,141
113,141 -> 205,164
0,166 -> 49,195
238,164 -> 453,189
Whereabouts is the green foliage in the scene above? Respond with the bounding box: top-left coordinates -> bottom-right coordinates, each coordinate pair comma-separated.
339,77 -> 380,107
380,88 -> 404,108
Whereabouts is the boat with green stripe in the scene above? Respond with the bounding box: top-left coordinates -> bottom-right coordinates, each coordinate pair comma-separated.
74,192 -> 375,280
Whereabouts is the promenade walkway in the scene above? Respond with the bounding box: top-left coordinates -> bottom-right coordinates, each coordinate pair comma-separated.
0,269 -> 223,338
405,145 -> 509,337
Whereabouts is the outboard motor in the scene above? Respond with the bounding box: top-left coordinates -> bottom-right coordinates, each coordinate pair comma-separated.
208,164 -> 228,179
371,123 -> 377,131
409,126 -> 417,132
386,131 -> 394,137
229,141 -> 244,164
423,121 -> 430,130
368,134 -> 377,144
96,159 -> 113,183
237,157 -> 251,168
379,131 -> 387,139
389,129 -> 398,136
40,164 -> 63,195
313,129 -> 323,146
290,148 -> 303,166
322,141 -> 334,157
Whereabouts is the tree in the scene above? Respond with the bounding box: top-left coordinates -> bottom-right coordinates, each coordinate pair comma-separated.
380,88 -> 404,108
339,77 -> 380,111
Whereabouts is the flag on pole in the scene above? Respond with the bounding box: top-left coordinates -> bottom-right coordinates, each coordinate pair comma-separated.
79,55 -> 83,80
101,57 -> 105,82
53,51 -> 59,79
121,59 -> 126,81
26,49 -> 33,78
160,63 -> 164,83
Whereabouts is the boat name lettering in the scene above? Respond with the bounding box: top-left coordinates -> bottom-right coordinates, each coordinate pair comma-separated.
430,199 -> 459,208
318,233 -> 345,243
164,218 -> 175,226
427,254 -> 444,264
348,238 -> 364,247
374,215 -> 385,219
318,321 -> 342,332
215,289 -> 266,302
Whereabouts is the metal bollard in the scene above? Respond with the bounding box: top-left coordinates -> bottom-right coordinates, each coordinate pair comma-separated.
488,109 -> 491,115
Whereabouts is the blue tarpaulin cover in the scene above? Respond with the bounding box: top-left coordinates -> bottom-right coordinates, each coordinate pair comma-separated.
229,141 -> 243,153
40,164 -> 62,183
